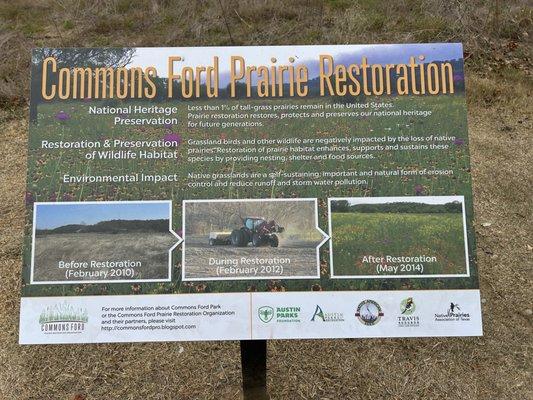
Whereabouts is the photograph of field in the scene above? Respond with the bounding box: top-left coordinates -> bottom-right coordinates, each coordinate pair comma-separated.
329,196 -> 468,277
32,202 -> 176,282
183,199 -> 324,279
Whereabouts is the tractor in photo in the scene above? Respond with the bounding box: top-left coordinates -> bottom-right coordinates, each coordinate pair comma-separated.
208,216 -> 284,247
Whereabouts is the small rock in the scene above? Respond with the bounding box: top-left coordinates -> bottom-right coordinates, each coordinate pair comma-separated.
527,244 -> 532,251
524,309 -> 532,316
481,222 -> 492,227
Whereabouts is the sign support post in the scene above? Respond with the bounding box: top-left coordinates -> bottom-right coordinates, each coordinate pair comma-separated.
240,340 -> 269,399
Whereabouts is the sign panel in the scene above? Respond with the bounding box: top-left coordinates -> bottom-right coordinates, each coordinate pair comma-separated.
20,44 -> 482,344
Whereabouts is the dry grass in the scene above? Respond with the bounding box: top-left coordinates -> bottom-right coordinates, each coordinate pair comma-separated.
33,233 -> 173,281
0,1 -> 532,399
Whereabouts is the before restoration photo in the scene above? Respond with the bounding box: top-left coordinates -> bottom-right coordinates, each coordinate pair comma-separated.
32,201 -> 178,283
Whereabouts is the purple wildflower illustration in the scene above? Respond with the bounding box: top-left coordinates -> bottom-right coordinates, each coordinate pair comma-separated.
62,193 -> 74,201
55,111 -> 70,121
163,132 -> 182,146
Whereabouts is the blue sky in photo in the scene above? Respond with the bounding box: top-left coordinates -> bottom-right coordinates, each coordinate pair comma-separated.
35,202 -> 170,229
132,43 -> 463,83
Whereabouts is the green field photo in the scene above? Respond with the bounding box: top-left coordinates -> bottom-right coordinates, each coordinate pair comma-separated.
329,196 -> 468,278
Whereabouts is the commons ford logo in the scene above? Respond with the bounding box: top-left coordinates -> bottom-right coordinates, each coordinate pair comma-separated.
39,302 -> 88,334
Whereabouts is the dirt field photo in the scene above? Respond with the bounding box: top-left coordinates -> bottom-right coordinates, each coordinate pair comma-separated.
33,232 -> 175,282
0,1 -> 531,400
31,202 -> 176,282
183,199 -> 323,279
184,235 -> 319,279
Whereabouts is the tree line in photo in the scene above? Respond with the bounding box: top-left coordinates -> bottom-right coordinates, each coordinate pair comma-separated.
36,219 -> 168,236
184,201 -> 316,236
330,200 -> 463,214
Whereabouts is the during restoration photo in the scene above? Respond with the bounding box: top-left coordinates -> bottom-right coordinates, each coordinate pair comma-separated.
182,199 -> 326,280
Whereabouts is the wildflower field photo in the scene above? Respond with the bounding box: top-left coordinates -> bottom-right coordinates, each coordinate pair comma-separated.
329,196 -> 468,278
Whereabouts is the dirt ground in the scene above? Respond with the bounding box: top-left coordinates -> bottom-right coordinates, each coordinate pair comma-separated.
0,1 -> 532,399
33,232 -> 175,282
184,236 -> 318,279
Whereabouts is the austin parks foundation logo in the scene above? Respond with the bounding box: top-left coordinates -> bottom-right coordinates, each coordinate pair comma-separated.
258,306 -> 274,323
258,306 -> 301,323
39,302 -> 88,334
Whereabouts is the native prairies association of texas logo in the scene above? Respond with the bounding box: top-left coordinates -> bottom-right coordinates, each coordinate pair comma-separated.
39,302 -> 88,334
435,302 -> 471,322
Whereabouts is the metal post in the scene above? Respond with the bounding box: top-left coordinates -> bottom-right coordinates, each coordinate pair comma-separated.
240,340 -> 269,399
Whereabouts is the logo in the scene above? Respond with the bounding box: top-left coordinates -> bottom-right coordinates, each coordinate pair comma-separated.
400,297 -> 415,315
311,305 -> 345,322
435,302 -> 471,322
355,300 -> 383,326
39,302 -> 88,334
398,297 -> 420,327
257,306 -> 301,323
258,306 -> 274,323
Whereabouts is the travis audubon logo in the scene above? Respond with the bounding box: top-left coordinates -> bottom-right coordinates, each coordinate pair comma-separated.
39,302 -> 88,334
398,297 -> 420,327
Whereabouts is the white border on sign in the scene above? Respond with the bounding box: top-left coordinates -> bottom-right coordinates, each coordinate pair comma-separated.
182,198 -> 329,281
30,200 -> 182,285
328,195 -> 470,279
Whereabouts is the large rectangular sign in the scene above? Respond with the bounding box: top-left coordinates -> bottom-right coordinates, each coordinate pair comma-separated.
20,44 -> 482,344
